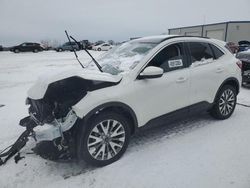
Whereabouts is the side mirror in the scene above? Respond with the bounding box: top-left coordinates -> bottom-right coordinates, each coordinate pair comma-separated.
139,66 -> 163,79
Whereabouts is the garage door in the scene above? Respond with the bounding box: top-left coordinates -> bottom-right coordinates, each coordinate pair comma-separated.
206,30 -> 224,40
185,31 -> 200,36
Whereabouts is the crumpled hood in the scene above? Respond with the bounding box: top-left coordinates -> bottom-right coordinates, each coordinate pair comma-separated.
28,69 -> 122,100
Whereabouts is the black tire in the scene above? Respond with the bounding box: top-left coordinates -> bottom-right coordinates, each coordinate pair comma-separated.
14,49 -> 19,53
58,48 -> 63,52
97,48 -> 101,51
210,85 -> 237,120
77,111 -> 131,166
33,49 -> 38,53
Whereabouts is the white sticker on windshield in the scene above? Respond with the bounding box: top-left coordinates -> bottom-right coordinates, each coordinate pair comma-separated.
168,59 -> 183,68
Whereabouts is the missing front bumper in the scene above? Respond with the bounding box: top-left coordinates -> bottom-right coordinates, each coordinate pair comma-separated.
33,110 -> 78,142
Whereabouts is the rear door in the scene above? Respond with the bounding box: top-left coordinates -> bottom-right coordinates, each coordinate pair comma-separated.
187,41 -> 226,105
26,43 -> 34,51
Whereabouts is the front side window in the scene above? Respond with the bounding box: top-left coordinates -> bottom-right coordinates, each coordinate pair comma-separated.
147,43 -> 186,72
188,42 -> 214,64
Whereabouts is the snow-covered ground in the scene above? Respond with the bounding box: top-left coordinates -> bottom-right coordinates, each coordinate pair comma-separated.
0,51 -> 250,188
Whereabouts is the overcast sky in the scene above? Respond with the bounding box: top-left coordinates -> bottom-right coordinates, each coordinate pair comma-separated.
0,0 -> 250,46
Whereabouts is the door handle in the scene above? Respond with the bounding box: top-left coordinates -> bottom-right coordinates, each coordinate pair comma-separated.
216,67 -> 223,73
176,77 -> 187,83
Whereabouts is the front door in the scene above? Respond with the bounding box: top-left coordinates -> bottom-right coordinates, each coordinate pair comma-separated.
131,42 -> 191,126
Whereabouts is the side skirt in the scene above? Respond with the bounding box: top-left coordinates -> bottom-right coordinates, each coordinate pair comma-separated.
138,101 -> 212,132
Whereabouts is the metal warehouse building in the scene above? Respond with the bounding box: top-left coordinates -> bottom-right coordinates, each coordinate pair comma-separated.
169,21 -> 250,43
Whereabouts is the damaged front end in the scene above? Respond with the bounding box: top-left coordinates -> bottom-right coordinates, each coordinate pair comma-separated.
24,77 -> 90,159
0,72 -> 121,164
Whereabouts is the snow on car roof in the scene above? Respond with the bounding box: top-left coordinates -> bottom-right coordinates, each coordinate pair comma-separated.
132,35 -> 178,44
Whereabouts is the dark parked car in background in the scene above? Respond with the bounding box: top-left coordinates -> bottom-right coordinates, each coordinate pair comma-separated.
238,41 -> 250,52
236,50 -> 250,85
55,42 -> 80,52
79,40 -> 92,50
0,45 -> 3,51
10,42 -> 44,53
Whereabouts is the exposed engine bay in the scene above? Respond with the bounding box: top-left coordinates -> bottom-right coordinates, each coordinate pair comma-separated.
27,76 -> 116,125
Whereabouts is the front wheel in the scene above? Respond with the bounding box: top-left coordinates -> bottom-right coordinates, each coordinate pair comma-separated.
77,112 -> 131,166
210,85 -> 237,120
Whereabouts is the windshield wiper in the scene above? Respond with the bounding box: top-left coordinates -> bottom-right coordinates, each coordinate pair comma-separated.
65,30 -> 85,69
68,34 -> 103,72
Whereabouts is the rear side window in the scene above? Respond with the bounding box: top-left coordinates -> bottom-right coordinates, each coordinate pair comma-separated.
188,42 -> 214,63
210,44 -> 224,59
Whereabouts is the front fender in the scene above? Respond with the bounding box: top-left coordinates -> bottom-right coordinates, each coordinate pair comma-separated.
72,90 -> 120,118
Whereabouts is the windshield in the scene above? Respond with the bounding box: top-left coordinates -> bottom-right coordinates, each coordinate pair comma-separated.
87,41 -> 158,75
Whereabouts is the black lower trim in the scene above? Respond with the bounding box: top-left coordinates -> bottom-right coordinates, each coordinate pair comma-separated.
139,101 -> 212,131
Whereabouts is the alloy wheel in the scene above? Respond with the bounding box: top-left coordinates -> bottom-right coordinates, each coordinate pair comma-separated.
87,119 -> 126,161
219,88 -> 236,116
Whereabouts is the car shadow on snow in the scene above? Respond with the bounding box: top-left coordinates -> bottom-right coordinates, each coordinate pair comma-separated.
130,113 -> 215,148
35,112 -> 216,179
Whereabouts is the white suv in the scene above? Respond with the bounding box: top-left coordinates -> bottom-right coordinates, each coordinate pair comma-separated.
25,35 -> 242,166
92,43 -> 112,51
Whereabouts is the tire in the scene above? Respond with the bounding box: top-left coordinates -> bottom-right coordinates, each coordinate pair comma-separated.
97,48 -> 101,51
33,49 -> 38,53
210,85 -> 237,120
14,49 -> 19,53
77,111 -> 131,166
58,48 -> 63,52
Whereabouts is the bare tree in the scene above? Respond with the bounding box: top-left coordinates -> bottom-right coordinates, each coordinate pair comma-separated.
108,40 -> 114,45
40,39 -> 51,49
51,40 -> 60,48
40,39 -> 61,49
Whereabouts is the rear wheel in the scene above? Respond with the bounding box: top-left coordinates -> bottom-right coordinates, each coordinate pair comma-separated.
97,48 -> 101,51
210,85 -> 237,119
14,49 -> 19,53
77,111 -> 131,166
33,49 -> 38,53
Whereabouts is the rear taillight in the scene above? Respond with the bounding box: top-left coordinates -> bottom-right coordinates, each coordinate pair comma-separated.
236,60 -> 242,69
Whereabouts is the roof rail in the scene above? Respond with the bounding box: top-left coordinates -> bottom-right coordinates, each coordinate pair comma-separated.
161,35 -> 210,42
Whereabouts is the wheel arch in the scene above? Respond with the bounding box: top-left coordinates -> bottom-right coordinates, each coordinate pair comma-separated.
82,102 -> 138,135
213,77 -> 240,102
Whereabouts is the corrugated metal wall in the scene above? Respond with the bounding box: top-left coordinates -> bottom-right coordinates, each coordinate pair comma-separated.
169,22 -> 250,43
